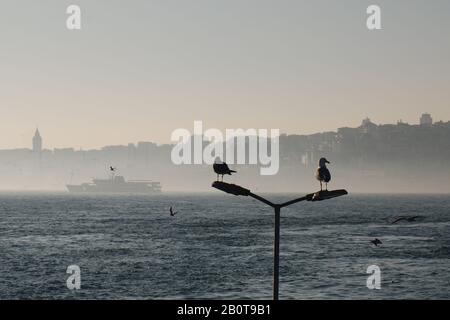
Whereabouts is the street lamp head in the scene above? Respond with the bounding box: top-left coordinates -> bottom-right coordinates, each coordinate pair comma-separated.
212,181 -> 251,196
307,189 -> 348,201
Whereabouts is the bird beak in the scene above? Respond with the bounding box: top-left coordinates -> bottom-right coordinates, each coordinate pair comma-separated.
326,160 -> 330,164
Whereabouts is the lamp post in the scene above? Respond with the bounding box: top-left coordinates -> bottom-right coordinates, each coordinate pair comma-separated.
212,181 -> 348,300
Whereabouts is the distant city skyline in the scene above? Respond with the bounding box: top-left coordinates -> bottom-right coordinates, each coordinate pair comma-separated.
0,113 -> 444,151
1,111 -> 449,193
1,0 -> 450,149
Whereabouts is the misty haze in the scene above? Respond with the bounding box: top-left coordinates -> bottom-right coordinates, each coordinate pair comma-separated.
2,0 -> 450,304
0,114 -> 448,193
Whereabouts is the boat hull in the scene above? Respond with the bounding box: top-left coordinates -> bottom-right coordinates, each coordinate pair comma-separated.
66,184 -> 162,194
66,176 -> 162,194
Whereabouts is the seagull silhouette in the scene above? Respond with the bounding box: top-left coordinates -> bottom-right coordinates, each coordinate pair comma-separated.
391,216 -> 421,224
169,206 -> 178,217
213,158 -> 236,181
371,238 -> 382,247
110,166 -> 116,172
315,158 -> 331,191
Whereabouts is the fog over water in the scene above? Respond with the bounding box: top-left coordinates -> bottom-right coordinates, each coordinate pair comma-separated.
1,117 -> 449,193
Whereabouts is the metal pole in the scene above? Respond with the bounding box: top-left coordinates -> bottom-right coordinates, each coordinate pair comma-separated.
273,206 -> 280,300
213,182 -> 347,300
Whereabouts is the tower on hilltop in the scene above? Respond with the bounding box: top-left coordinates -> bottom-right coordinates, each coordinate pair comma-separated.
32,128 -> 42,153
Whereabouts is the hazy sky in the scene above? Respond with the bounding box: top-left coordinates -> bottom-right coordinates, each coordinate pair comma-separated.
1,0 -> 450,149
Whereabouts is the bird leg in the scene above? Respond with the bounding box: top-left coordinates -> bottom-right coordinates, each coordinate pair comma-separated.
325,182 -> 328,191
320,181 -> 323,191
217,174 -> 219,181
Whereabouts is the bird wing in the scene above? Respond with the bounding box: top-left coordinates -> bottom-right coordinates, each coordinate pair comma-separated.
316,167 -> 331,182
221,162 -> 236,174
323,168 -> 331,182
391,217 -> 406,224
213,163 -> 222,174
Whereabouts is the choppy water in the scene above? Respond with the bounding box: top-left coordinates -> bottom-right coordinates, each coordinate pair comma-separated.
0,192 -> 449,299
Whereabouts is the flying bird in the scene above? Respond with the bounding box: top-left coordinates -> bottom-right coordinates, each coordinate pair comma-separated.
213,158 -> 236,181
169,206 -> 178,217
371,238 -> 382,247
315,158 -> 331,191
110,166 -> 116,172
391,216 -> 421,224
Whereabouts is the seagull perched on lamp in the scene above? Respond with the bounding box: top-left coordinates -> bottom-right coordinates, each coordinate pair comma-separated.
316,157 -> 331,191
213,157 -> 236,181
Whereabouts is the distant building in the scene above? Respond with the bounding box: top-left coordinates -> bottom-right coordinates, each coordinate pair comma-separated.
32,128 -> 42,153
397,119 -> 410,127
420,113 -> 433,126
361,117 -> 372,126
360,117 -> 377,133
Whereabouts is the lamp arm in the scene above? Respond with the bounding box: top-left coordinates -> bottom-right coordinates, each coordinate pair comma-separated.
248,192 -> 276,208
279,195 -> 310,208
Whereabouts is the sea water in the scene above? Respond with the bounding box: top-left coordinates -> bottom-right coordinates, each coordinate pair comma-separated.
0,192 -> 449,299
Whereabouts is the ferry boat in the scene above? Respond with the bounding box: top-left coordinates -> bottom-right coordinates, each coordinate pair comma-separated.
66,169 -> 162,194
